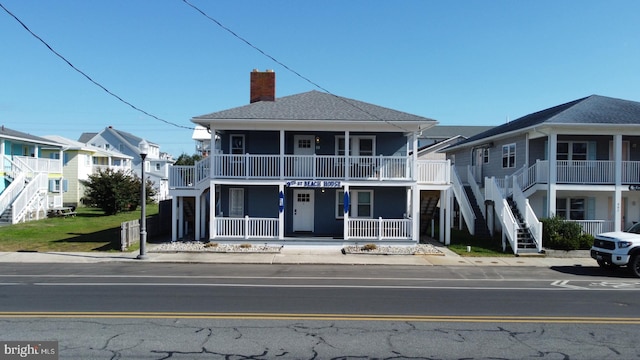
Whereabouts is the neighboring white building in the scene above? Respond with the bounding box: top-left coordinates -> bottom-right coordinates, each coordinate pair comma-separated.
78,127 -> 174,201
43,135 -> 133,207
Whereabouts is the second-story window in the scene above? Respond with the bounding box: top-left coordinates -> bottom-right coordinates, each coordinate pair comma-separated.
230,135 -> 245,154
502,144 -> 516,168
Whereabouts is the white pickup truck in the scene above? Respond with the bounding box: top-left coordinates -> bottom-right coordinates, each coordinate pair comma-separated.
591,222 -> 640,277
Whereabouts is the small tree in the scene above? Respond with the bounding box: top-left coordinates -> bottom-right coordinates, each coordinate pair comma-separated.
174,153 -> 203,166
81,168 -> 156,215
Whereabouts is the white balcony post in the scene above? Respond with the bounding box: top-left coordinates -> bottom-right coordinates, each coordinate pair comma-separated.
279,130 -> 285,180
244,215 -> 250,240
547,132 -> 557,217
210,181 -> 217,239
412,185 -> 420,242
377,217 -> 383,240
344,131 -> 350,181
614,134 -> 623,231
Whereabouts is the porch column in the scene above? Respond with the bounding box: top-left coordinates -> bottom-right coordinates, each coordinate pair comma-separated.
278,184 -> 285,239
209,181 -> 217,239
171,196 -> 177,241
411,132 -> 418,180
445,188 -> 451,245
343,184 -> 350,240
194,192 -> 201,241
614,134 -> 623,231
411,186 -> 420,242
200,193 -> 207,240
280,130 -> 285,179
344,131 -> 350,180
178,196 -> 184,239
547,132 -> 557,217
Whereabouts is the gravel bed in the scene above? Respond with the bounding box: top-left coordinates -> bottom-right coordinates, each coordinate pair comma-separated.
151,241 -> 283,253
342,244 -> 444,255
152,241 -> 443,255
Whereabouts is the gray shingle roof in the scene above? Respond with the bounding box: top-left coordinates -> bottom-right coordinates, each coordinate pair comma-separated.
0,126 -> 62,146
193,90 -> 436,123
451,95 -> 640,148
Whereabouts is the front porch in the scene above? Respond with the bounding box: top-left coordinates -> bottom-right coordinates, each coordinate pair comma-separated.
213,215 -> 414,241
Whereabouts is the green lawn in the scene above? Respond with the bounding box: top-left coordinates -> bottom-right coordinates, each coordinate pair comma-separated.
447,228 -> 513,256
0,204 -> 159,252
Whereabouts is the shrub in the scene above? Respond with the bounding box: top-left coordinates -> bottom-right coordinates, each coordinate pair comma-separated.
541,216 -> 589,250
239,243 -> 252,248
80,168 -> 156,215
361,243 -> 377,251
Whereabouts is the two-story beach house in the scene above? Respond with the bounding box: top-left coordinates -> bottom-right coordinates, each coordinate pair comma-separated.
79,127 -> 174,201
444,95 -> 640,254
43,135 -> 133,207
0,126 -> 65,224
168,70 -> 453,244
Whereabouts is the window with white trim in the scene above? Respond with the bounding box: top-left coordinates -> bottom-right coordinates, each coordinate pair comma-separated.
557,142 -> 587,161
229,188 -> 244,217
556,197 -> 586,220
230,135 -> 245,154
336,190 -> 373,218
502,143 -> 516,168
335,136 -> 376,156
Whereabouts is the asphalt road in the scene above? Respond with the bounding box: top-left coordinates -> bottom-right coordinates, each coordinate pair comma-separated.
1,263 -> 639,359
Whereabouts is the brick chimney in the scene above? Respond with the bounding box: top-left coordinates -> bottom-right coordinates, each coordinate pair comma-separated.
250,69 -> 275,103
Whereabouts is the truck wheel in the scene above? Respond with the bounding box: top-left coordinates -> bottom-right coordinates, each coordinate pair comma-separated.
597,259 -> 618,270
629,255 -> 640,278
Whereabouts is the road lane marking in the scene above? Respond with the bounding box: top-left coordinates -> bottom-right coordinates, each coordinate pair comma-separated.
28,282 -> 640,290
0,312 -> 638,324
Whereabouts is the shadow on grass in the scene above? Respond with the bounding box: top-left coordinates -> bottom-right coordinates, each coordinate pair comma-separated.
54,228 -> 122,251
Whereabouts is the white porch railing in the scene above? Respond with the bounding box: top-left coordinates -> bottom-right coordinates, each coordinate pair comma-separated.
348,217 -> 412,240
170,155 -> 451,188
450,165 -> 475,235
12,173 -> 48,224
511,175 -> 543,252
416,160 -> 450,184
215,216 -> 279,239
486,177 -> 519,254
0,172 -> 26,218
93,164 -> 131,173
516,160 -> 640,187
570,220 -> 615,237
14,156 -> 61,174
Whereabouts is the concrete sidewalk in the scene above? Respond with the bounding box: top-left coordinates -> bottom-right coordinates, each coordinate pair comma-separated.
0,243 -> 596,267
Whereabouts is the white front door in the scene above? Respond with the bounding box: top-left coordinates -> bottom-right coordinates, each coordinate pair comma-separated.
293,135 -> 315,177
293,189 -> 314,232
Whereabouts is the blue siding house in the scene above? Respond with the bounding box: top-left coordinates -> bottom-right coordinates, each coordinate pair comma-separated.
169,70 -> 453,244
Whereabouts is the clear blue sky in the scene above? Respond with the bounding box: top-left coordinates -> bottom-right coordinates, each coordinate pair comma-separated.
1,0 -> 639,157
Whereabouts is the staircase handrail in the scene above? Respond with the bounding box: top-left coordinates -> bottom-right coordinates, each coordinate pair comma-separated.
12,173 -> 48,224
195,157 -> 210,184
486,176 -> 519,254
466,165 -> 486,219
0,171 -> 26,217
511,175 -> 543,252
450,165 -> 475,235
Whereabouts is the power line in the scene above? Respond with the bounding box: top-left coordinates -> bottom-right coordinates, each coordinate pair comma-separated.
181,0 -> 413,132
0,2 -> 194,131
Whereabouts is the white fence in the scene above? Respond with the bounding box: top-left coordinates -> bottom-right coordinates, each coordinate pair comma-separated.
347,218 -> 412,240
216,217 -> 279,239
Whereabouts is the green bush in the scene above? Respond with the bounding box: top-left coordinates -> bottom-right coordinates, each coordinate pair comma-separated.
80,168 -> 156,215
541,216 -> 591,250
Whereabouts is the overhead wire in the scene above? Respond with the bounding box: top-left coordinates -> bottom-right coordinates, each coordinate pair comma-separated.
0,2 -> 195,131
181,0 -> 414,132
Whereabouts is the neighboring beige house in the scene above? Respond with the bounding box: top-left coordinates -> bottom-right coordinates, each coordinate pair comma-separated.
44,135 -> 133,207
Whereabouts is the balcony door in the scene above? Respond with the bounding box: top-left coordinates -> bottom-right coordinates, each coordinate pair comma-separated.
293,135 -> 315,177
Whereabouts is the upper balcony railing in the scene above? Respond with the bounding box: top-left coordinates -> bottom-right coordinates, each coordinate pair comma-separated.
515,160 -> 640,189
169,154 -> 450,188
14,156 -> 62,175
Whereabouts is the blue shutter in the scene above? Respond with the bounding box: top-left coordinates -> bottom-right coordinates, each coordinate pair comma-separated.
63,179 -> 69,192
542,196 -> 548,218
48,179 -> 55,192
588,142 -> 597,160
